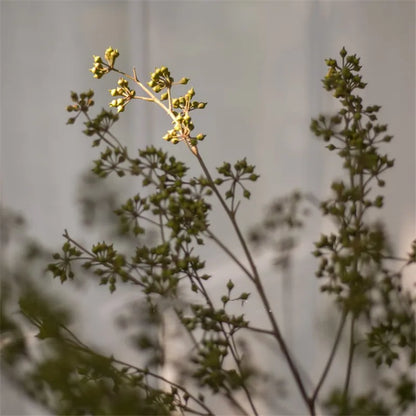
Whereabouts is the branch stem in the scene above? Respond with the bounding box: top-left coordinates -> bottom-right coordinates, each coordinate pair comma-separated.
343,315 -> 356,398
61,325 -> 214,415
312,310 -> 348,401
206,229 -> 254,282
194,151 -> 313,414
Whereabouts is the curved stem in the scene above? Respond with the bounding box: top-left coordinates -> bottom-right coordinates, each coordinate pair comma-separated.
194,151 -> 313,414
343,315 -> 356,398
175,239 -> 256,415
62,230 -> 143,287
113,66 -> 178,123
223,389 -> 250,416
205,229 -> 254,282
245,326 -> 275,336
312,309 -> 348,402
60,325 -> 214,415
196,282 -> 258,415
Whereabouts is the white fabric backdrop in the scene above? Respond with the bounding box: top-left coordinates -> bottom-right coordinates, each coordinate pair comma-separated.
1,1 -> 414,414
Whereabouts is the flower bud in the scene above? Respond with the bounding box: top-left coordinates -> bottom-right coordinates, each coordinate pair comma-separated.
325,58 -> 337,67
374,196 -> 383,208
325,68 -> 336,79
104,46 -> 119,67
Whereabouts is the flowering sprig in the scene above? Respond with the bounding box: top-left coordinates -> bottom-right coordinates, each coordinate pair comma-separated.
66,90 -> 95,125
89,46 -> 119,79
52,47 -> 416,416
148,66 -> 175,92
88,48 -> 207,151
310,48 -> 415,410
109,78 -> 135,113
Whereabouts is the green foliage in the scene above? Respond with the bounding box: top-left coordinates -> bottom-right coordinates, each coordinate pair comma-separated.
215,158 -> 259,211
324,388 -> 391,416
2,47 -> 415,416
310,51 -> 415,375
1,282 -> 28,365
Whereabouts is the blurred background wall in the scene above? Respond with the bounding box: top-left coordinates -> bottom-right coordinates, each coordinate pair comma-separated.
1,0 -> 414,414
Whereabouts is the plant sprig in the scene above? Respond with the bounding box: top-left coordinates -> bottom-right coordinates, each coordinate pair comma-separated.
44,46 -> 416,415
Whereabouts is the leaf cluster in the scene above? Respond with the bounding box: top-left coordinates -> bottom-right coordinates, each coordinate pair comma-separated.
309,48 -> 415,413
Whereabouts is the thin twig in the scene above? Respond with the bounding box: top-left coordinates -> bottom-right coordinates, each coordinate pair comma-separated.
60,325 -> 214,415
224,391 -> 250,416
245,326 -> 275,336
312,310 -> 348,401
63,230 -> 143,287
343,315 -> 356,398
194,152 -> 313,415
206,229 -> 254,282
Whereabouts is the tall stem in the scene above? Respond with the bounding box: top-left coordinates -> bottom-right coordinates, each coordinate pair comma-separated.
194,150 -> 313,414
343,315 -> 356,398
312,309 -> 348,401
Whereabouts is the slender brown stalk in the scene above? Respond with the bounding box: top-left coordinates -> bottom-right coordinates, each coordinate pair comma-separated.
312,310 -> 348,402
60,324 -> 214,415
205,229 -> 254,282
343,316 -> 356,398
62,230 -> 143,287
193,151 -> 313,414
